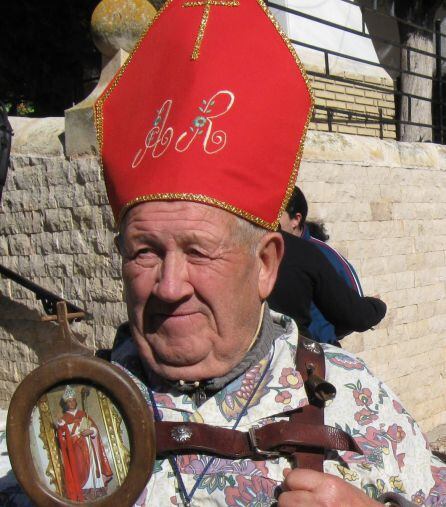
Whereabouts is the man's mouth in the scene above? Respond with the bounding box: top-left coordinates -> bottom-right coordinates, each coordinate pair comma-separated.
152,311 -> 199,320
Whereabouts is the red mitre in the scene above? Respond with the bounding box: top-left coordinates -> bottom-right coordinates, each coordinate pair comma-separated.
95,0 -> 313,230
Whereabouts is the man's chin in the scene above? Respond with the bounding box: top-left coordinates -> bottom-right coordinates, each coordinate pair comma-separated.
150,360 -> 213,382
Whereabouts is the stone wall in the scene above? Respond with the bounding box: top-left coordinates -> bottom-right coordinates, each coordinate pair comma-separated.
0,118 -> 125,406
300,133 -> 446,432
1,119 -> 445,432
308,67 -> 397,140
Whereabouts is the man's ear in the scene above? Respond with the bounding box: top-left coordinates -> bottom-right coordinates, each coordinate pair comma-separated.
257,232 -> 284,300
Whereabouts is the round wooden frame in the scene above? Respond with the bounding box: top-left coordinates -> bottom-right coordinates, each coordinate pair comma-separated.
7,354 -> 155,507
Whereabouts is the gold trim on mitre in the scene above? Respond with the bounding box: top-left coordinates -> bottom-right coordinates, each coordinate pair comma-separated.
94,0 -> 314,231
119,193 -> 278,230
256,0 -> 315,226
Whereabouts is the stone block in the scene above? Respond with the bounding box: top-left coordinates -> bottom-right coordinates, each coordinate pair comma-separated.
43,254 -> 74,277
85,182 -> 109,206
92,324 -> 119,350
366,166 -> 394,184
361,255 -> 406,276
357,220 -> 403,240
417,302 -> 437,320
311,79 -> 327,91
101,204 -> 115,229
66,25 -> 140,153
74,157 -> 102,184
2,189 -> 30,213
435,298 -> 446,315
324,221 -> 359,241
53,185 -> 75,209
399,142 -> 438,169
415,234 -> 446,253
20,186 -> 57,211
347,86 -> 365,97
372,272 -> 397,293
334,93 -> 352,103
314,90 -> 333,100
87,277 -> 123,303
386,306 -> 418,327
73,254 -> 113,278
53,230 -> 90,255
43,208 -> 73,232
418,219 -> 446,236
379,185 -> 402,203
348,103 -> 366,113
91,230 -> 116,255
43,160 -> 76,186
347,237 -> 413,259
358,327 -> 389,350
411,395 -> 446,424
370,201 -> 392,221
72,206 -> 103,230
28,255 -> 46,277
62,276 -> 88,301
9,155 -> 31,170
395,271 -> 415,290
428,314 -> 446,333
8,234 -> 32,256
32,232 -> 57,255
12,166 -> 44,190
0,236 -> 8,256
359,185 -> 382,202
9,117 -> 65,157
425,250 -> 446,268
357,127 -> 380,137
415,266 -> 446,287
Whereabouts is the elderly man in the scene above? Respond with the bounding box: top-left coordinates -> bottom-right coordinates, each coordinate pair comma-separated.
92,0 -> 445,506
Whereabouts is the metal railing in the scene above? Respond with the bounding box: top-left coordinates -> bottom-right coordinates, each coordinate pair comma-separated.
266,0 -> 446,142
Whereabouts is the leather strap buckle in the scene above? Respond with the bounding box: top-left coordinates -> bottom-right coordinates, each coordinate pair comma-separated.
248,427 -> 281,458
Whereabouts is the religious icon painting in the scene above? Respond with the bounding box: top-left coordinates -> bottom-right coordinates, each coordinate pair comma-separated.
7,353 -> 156,507
30,383 -> 130,503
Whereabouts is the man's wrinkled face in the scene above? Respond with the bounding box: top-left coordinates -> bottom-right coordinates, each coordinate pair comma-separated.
119,201 -> 268,381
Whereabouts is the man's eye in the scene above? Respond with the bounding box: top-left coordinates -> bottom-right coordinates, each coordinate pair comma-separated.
187,248 -> 207,259
135,248 -> 156,258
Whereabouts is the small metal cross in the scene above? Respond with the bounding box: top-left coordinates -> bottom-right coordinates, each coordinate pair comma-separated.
183,0 -> 239,60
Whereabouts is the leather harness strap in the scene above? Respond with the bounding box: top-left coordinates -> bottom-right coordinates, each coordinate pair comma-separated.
155,419 -> 361,459
290,335 -> 331,471
154,335 -> 362,469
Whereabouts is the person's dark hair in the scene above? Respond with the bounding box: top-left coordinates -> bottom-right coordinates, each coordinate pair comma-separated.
285,187 -> 308,223
306,221 -> 330,242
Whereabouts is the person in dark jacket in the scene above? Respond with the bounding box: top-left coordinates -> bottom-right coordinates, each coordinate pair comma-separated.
276,186 -> 379,344
268,231 -> 386,340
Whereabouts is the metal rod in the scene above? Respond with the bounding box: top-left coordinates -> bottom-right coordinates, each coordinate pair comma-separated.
269,2 -> 446,56
294,40 -> 446,83
435,19 -> 444,144
0,264 -> 86,317
379,108 -> 383,139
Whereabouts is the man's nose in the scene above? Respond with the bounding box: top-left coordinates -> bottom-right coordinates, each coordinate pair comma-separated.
153,251 -> 193,303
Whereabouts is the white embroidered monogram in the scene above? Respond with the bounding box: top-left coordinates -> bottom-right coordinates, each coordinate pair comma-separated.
131,100 -> 174,167
176,90 -> 235,154
131,90 -> 235,168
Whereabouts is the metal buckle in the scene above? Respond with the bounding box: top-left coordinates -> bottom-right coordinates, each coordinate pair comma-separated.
248,428 -> 281,458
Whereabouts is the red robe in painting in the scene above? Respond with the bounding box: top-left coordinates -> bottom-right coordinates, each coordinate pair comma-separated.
56,409 -> 113,501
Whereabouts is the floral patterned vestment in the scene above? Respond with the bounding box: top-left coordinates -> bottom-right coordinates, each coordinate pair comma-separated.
114,318 -> 446,507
